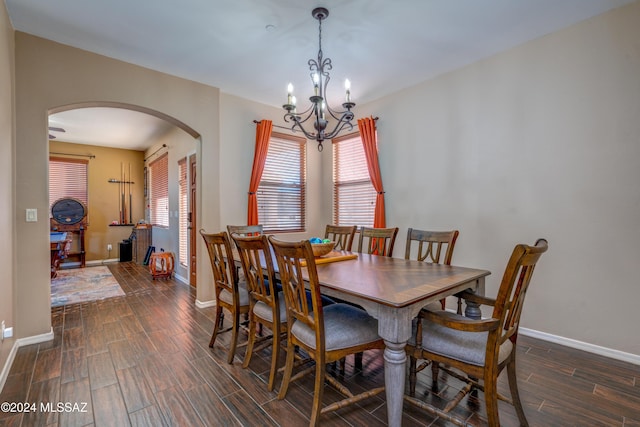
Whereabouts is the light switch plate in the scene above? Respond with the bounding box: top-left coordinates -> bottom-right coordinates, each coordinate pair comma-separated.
26,208 -> 37,222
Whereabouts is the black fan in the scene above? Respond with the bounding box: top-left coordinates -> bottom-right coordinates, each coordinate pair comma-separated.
48,126 -> 66,140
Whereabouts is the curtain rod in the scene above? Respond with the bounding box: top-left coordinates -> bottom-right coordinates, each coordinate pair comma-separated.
252,120 -> 293,132
49,152 -> 95,159
144,144 -> 167,161
253,116 -> 378,131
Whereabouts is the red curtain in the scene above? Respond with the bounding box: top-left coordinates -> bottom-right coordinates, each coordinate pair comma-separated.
247,120 -> 273,225
358,116 -> 386,228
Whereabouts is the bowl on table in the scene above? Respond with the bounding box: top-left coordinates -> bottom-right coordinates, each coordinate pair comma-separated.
310,241 -> 335,257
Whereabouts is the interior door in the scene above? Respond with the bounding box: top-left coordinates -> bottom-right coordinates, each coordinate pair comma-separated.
189,154 -> 197,287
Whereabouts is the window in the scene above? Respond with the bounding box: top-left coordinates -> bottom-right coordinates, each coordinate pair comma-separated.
149,153 -> 169,227
178,158 -> 188,266
333,133 -> 375,227
49,157 -> 88,211
257,132 -> 306,232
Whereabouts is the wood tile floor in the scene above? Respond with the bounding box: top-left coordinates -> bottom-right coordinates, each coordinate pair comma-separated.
1,261 -> 639,426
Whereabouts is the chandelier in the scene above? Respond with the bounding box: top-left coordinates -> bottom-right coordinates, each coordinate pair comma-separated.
282,7 -> 356,152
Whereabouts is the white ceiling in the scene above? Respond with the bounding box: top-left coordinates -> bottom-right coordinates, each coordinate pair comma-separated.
7,0 -> 635,150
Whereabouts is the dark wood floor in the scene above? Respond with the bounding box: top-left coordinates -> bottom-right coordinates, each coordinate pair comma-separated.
1,261 -> 639,426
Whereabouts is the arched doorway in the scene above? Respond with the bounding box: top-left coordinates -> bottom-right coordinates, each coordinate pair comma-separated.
47,102 -> 201,294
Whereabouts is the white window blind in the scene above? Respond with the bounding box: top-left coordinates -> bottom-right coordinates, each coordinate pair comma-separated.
149,153 -> 169,227
332,134 -> 375,227
49,157 -> 88,211
257,132 -> 306,232
178,158 -> 188,266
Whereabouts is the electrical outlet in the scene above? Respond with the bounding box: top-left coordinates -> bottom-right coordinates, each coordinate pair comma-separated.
107,243 -> 112,251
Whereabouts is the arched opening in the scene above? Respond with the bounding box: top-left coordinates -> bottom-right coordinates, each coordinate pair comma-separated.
47,101 -> 202,305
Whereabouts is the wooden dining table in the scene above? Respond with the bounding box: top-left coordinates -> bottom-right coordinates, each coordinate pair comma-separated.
303,252 -> 490,427
233,248 -> 490,426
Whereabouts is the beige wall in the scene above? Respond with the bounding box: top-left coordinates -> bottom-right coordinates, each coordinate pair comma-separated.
0,0 -> 15,371
353,2 -> 640,355
15,32 -> 220,338
49,141 -> 145,261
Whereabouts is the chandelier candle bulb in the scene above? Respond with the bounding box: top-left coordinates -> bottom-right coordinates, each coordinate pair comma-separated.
313,73 -> 319,95
345,79 -> 351,103
287,83 -> 293,105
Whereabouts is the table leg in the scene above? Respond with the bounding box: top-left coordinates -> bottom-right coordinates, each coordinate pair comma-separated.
383,340 -> 406,427
464,277 -> 486,319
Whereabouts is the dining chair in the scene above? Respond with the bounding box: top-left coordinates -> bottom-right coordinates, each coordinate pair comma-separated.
200,230 -> 250,364
324,224 -> 357,251
357,226 -> 399,257
268,236 -> 385,426
231,233 -> 287,391
405,228 -> 459,310
227,224 -> 264,237
405,238 -> 548,427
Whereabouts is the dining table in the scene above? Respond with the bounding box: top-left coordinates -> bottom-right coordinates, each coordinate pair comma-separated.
232,248 -> 490,426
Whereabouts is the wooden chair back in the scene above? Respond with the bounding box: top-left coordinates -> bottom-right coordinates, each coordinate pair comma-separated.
200,230 -> 239,302
231,234 -> 279,310
404,228 -> 459,264
324,224 -> 357,251
357,226 -> 399,257
492,238 -> 548,347
227,224 -> 264,237
268,237 -> 324,352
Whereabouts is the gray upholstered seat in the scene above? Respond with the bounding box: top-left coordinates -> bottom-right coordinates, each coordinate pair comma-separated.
291,303 -> 379,351
219,281 -> 249,306
253,291 -> 287,323
411,311 -> 513,366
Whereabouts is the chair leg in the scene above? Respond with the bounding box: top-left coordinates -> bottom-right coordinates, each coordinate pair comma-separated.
484,371 -> 500,427
242,313 -> 257,369
439,298 -> 446,310
267,327 -> 281,391
354,352 -> 363,371
431,362 -> 440,392
277,340 -> 296,400
227,310 -> 240,364
507,358 -> 529,427
409,355 -> 417,396
309,360 -> 326,426
209,305 -> 224,348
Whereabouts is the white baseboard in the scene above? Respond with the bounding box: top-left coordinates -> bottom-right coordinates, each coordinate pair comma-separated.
86,259 -> 119,266
196,299 -> 216,309
0,340 -> 18,393
519,327 -> 640,366
173,273 -> 188,285
0,328 -> 54,393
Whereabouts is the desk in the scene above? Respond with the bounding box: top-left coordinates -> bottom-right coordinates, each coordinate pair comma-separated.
232,249 -> 489,426
308,254 -> 490,427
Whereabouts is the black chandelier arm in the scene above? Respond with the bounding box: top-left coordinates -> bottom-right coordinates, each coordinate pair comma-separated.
322,112 -> 355,140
